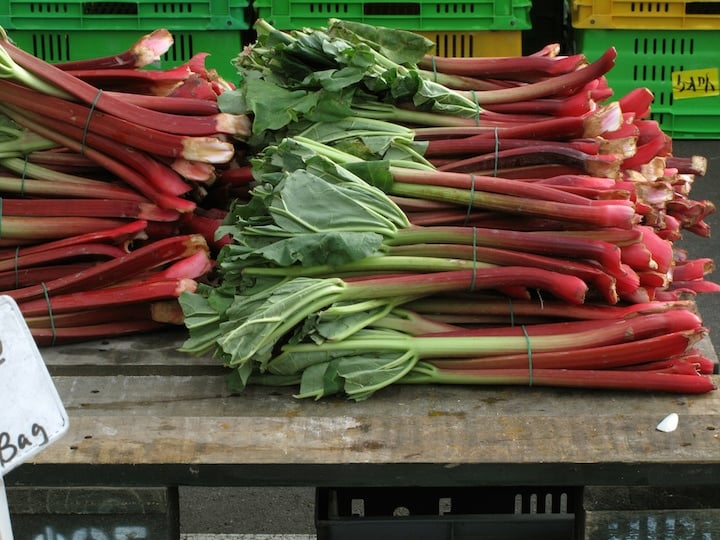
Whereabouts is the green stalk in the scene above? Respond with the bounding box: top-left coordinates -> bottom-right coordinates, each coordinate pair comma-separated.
385,180 -> 636,229
0,127 -> 58,157
0,216 -> 131,241
0,30 -> 71,98
0,175 -> 147,201
268,310 -> 702,375
351,101 -> 482,128
241,254 -> 495,278
216,267 -> 589,370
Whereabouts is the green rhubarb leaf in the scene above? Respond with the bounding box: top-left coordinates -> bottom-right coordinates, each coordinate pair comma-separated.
336,350 -> 418,401
267,169 -> 404,235
217,277 -> 345,369
241,78 -> 321,133
295,359 -> 345,399
297,116 -> 413,144
226,362 -> 255,393
216,86 -> 249,115
314,298 -> 404,342
250,231 -> 384,267
327,18 -> 434,66
301,66 -> 366,93
268,345 -> 355,376
343,159 -> 395,193
178,288 -> 233,356
413,79 -> 480,118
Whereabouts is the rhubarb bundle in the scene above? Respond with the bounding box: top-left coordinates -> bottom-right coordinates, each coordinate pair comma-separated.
1,20 -> 717,397
0,28 -> 254,343
176,20 -> 718,400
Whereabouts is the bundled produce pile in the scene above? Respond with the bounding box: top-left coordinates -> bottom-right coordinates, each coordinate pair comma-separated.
180,20 -> 719,399
0,20 -> 717,398
0,28 -> 253,345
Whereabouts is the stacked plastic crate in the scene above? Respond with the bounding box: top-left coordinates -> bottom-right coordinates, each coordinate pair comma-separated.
0,0 -> 252,82
251,0 -> 533,57
571,0 -> 720,139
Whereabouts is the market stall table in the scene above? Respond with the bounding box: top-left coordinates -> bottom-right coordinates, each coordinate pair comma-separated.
4,329 -> 719,538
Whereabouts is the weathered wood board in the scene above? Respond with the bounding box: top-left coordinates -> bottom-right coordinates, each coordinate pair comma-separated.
6,329 -> 719,488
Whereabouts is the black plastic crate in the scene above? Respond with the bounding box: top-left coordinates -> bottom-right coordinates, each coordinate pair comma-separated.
316,486 -> 580,540
582,485 -> 720,540
7,486 -> 180,540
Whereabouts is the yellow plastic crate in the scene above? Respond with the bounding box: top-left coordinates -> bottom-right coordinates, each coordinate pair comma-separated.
571,0 -> 720,29
415,30 -> 522,57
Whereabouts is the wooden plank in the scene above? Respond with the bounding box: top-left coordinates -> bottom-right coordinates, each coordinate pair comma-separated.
11,331 -> 717,488
25,389 -> 720,464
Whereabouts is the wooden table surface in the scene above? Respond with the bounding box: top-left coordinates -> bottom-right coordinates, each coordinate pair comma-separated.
6,329 -> 720,489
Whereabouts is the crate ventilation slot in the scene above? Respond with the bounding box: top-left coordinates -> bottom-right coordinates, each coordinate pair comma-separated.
430,32 -> 476,58
82,2 -> 137,14
28,32 -> 71,63
78,2 -> 194,14
306,3 -> 349,14
629,2 -> 720,14
630,2 -> 671,13
685,2 -> 720,15
633,36 -> 695,55
164,32 -> 194,62
363,2 -> 421,15
26,2 -> 69,13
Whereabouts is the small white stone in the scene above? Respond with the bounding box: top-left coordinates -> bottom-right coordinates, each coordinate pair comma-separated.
656,413 -> 679,433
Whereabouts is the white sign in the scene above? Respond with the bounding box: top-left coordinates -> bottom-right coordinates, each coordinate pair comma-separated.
0,295 -> 69,540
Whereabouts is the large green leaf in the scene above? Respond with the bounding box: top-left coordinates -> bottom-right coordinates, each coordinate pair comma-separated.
326,19 -> 434,66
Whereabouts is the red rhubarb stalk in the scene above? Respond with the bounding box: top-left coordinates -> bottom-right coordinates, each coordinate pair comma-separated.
432,47 -> 617,105
387,226 -> 626,278
31,320 -> 170,346
0,220 -> 147,260
1,198 -> 179,222
0,104 -> 197,212
0,264 -> 94,290
0,243 -> 127,274
428,329 -> 703,370
0,80 -> 235,163
18,277 -> 198,316
404,362 -> 715,394
0,36 -> 251,137
6,234 -> 208,302
380,173 -> 637,229
417,52 -> 587,78
386,242 -> 619,304
54,29 -> 174,71
106,91 -> 221,115
413,115 -> 588,141
340,267 -> 588,305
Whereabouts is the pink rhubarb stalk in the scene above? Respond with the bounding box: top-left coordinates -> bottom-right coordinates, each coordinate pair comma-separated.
6,234 -> 208,302
54,28 -> 174,70
0,36 -> 251,137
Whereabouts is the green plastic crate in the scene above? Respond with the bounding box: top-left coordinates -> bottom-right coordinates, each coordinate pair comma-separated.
575,28 -> 720,139
252,0 -> 533,31
0,0 -> 250,31
6,29 -> 245,82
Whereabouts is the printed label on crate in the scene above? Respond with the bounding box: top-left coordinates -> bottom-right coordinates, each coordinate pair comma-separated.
0,296 -> 68,477
672,68 -> 720,100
